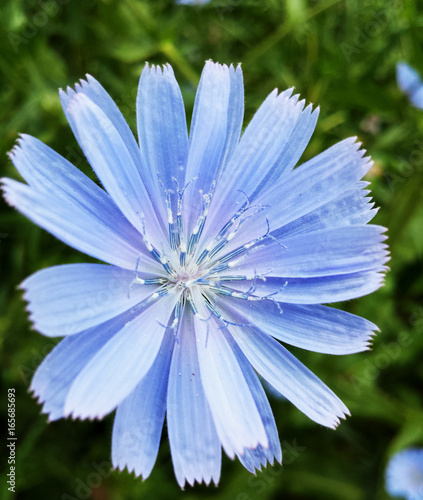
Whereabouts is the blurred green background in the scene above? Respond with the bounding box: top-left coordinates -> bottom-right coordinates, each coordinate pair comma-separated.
1,0 -> 423,499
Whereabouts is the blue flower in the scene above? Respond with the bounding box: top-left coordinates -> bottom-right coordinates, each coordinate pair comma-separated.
386,448 -> 423,499
397,62 -> 423,109
2,61 -> 388,487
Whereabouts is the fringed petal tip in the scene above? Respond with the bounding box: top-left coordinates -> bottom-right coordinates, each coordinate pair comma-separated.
7,143 -> 21,161
1,178 -> 20,209
192,60 -> 242,100
31,392 -> 94,423
244,464 -> 264,475
59,78 -> 98,108
112,463 -> 152,482
176,472 -> 220,490
18,317 -> 41,338
29,383 -> 43,405
1,176 -> 10,187
28,386 -> 60,422
204,59 -> 232,71
63,408 -> 109,422
16,289 -> 55,338
0,178 -> 9,198
302,103 -> 320,120
345,137 -> 372,160
237,442 -> 282,475
328,414 -> 347,430
370,271 -> 388,292
278,90 -> 320,122
141,62 -> 176,78
6,132 -> 36,156
81,74 -> 96,87
323,402 -> 351,430
362,328 -> 379,351
17,277 -> 29,291
337,407 -> 351,424
59,85 -> 75,100
381,252 -> 391,267
270,89 -> 316,119
246,456 -> 280,476
6,138 -> 30,171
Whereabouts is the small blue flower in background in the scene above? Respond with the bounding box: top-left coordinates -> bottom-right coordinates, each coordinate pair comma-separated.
2,60 -> 388,487
397,62 -> 423,109
386,448 -> 423,499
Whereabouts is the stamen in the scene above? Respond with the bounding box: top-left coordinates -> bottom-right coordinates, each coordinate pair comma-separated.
196,197 -> 268,268
203,293 -> 253,328
130,286 -> 170,314
203,295 -> 224,318
168,299 -> 183,343
264,218 -> 288,249
205,217 -> 278,274
156,173 -> 177,251
160,255 -> 174,275
134,277 -> 168,286
187,291 -> 198,316
179,240 -> 187,267
205,238 -> 228,260
200,274 -> 248,283
168,203 -> 176,251
196,216 -> 239,267
188,182 -> 215,258
218,245 -> 249,264
174,177 -> 185,250
129,257 -> 168,297
207,284 -> 280,303
205,263 -> 229,275
139,212 -> 177,275
196,248 -> 210,267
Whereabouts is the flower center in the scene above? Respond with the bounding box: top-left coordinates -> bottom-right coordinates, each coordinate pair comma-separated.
171,262 -> 204,291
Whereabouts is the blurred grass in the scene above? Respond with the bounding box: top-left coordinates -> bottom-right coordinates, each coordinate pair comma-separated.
1,0 -> 423,499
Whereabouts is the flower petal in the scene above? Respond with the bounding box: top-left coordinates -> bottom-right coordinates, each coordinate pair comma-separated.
60,75 -> 168,226
218,63 -> 244,169
64,291 -> 179,419
112,331 -> 174,480
229,225 -> 388,278
249,101 -> 319,202
30,313 -> 125,421
216,295 -> 378,354
225,333 -> 281,472
137,64 -> 189,215
230,270 -> 386,304
265,138 -> 374,232
65,93 -> 167,250
167,309 -> 221,488
219,303 -> 349,428
21,264 -> 157,337
201,90 -> 318,245
198,140 -> 376,264
60,75 -> 147,176
191,289 -> 268,458
273,185 -> 377,239
3,136 -> 156,270
183,62 -> 243,233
